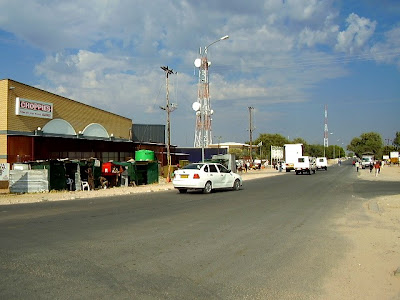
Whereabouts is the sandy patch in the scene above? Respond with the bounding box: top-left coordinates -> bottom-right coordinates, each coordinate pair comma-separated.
323,166 -> 400,299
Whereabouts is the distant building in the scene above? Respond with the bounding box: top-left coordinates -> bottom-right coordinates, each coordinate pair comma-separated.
208,142 -> 251,151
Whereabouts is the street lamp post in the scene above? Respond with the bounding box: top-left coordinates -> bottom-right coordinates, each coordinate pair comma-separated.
333,142 -> 337,160
334,138 -> 341,163
194,35 -> 229,162
248,106 -> 254,164
328,132 -> 333,159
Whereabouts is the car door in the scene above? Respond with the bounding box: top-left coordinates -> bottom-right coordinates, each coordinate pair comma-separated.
216,164 -> 233,188
208,163 -> 222,188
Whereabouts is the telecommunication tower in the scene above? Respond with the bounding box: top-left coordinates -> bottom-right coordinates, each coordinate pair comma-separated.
193,49 -> 213,148
193,36 -> 229,153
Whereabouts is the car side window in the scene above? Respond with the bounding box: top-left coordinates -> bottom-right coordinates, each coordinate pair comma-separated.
217,165 -> 230,173
209,164 -> 218,173
203,165 -> 209,172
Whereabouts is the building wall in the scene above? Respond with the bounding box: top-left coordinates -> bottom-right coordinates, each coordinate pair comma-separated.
3,79 -> 132,139
7,136 -> 33,163
0,80 -> 8,163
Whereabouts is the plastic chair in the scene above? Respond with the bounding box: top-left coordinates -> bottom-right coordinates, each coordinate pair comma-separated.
81,181 -> 90,191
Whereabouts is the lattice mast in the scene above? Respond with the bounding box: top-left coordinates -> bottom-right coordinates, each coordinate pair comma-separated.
194,48 -> 212,148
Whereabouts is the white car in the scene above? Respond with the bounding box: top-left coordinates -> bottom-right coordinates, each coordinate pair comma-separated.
316,157 -> 328,170
294,156 -> 317,175
172,163 -> 243,194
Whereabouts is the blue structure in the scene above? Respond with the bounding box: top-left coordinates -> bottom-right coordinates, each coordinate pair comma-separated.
175,147 -> 227,163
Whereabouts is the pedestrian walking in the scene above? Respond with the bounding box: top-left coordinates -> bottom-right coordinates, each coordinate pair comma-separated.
369,162 -> 374,173
374,161 -> 380,177
355,161 -> 360,172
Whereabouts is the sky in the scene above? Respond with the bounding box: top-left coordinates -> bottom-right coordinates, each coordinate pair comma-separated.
0,0 -> 399,148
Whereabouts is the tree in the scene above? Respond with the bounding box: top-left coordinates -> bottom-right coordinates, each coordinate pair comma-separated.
307,144 -> 324,157
393,132 -> 400,148
252,133 -> 290,160
292,137 -> 307,145
347,132 -> 383,158
228,148 -> 247,160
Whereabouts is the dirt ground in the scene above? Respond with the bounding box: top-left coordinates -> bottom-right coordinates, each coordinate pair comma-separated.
1,164 -> 399,299
323,165 -> 400,299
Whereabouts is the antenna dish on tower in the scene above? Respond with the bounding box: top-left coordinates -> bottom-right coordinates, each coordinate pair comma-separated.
194,58 -> 201,68
192,102 -> 201,111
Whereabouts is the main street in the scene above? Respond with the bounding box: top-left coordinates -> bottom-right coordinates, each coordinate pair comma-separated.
1,163 -> 399,299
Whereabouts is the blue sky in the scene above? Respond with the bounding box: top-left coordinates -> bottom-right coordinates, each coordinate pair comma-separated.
0,0 -> 399,148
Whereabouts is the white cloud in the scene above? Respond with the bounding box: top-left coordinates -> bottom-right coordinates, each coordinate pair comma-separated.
335,13 -> 376,54
370,26 -> 400,68
1,0 -> 398,146
35,49 -> 197,122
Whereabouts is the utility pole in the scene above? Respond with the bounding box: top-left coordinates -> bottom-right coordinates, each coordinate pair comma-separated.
214,135 -> 222,154
323,104 -> 328,157
248,106 -> 254,165
160,66 -> 176,182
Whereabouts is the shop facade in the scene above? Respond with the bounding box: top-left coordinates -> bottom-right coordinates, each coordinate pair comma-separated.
0,79 -> 189,191
0,79 -> 134,166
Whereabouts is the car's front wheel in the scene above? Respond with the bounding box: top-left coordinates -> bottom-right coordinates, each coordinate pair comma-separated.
203,181 -> 212,194
233,179 -> 241,191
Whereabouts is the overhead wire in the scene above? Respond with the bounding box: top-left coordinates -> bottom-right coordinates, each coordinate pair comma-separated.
187,49 -> 400,73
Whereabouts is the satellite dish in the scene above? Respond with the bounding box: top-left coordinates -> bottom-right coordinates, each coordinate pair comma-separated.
192,102 -> 201,111
210,109 -> 214,115
196,111 -> 201,116
194,58 -> 201,68
208,61 -> 211,67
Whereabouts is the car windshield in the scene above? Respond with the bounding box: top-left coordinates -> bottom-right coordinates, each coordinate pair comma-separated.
182,163 -> 203,170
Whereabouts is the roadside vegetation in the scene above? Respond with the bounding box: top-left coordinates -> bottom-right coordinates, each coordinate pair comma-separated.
229,131 -> 400,161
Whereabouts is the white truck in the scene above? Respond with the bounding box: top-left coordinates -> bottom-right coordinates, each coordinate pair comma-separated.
316,157 -> 328,170
361,154 -> 374,169
294,156 -> 317,175
284,144 -> 303,172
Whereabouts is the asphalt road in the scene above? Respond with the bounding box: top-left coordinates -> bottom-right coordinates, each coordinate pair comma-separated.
1,162 -> 399,299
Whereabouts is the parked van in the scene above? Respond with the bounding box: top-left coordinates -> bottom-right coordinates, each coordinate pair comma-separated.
361,154 -> 374,169
294,156 -> 317,175
316,157 -> 328,170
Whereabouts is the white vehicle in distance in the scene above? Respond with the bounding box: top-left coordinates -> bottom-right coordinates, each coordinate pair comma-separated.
361,154 -> 374,169
172,163 -> 243,194
316,157 -> 328,170
294,156 -> 317,175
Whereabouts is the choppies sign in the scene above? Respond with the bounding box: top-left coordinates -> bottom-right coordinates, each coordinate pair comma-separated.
15,97 -> 53,119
